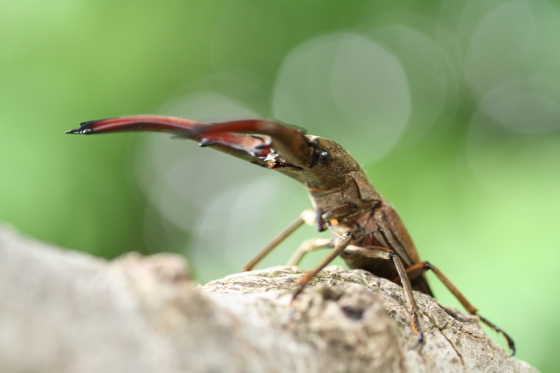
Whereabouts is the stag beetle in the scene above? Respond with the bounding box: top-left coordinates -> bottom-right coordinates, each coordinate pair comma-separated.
67,116 -> 515,355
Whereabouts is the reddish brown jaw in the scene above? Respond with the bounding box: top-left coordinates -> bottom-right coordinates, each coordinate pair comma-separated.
65,115 -> 204,136
65,116 -> 301,165
67,116 -> 312,169
194,120 -> 312,168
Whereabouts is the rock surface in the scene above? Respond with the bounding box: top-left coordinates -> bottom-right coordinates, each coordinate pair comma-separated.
0,226 -> 538,373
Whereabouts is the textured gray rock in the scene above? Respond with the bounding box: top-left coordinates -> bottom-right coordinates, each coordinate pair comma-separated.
0,226 -> 538,373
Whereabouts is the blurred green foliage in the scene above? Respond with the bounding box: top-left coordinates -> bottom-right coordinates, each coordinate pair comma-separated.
1,1 -> 559,370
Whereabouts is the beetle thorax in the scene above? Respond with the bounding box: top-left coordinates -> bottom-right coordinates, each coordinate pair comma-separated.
307,169 -> 380,223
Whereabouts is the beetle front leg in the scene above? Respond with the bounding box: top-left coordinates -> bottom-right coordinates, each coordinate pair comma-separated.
342,244 -> 424,345
401,261 -> 516,355
243,210 -> 317,271
292,223 -> 354,301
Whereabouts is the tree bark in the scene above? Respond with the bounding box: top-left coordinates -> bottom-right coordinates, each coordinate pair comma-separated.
0,225 -> 538,373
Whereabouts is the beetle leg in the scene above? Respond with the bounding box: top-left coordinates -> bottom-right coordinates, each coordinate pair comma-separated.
287,238 -> 333,267
243,210 -> 316,271
288,204 -> 358,266
292,223 -> 353,300
398,261 -> 516,356
287,204 -> 359,266
342,244 -> 424,345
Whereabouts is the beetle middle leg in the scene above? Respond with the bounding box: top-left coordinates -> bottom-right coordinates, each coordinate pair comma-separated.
291,222 -> 354,300
400,261 -> 516,355
342,244 -> 424,344
286,238 -> 333,267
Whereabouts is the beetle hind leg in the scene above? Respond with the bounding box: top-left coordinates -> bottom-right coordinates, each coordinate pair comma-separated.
478,315 -> 516,356
401,261 -> 516,356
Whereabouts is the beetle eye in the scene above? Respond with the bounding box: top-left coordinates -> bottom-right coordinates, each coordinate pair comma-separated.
317,151 -> 330,166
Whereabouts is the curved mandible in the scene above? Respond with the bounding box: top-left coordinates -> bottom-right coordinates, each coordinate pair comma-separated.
65,115 -> 275,164
195,119 -> 313,169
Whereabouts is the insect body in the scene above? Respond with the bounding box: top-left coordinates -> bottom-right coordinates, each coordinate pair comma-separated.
67,116 -> 515,355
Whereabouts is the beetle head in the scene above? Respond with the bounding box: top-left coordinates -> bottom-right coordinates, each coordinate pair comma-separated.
191,120 -> 360,192
270,135 -> 360,192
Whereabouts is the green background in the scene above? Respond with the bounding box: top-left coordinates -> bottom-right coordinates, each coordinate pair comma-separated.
1,1 -> 558,370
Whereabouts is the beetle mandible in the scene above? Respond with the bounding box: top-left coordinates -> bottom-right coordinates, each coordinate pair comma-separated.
66,116 -> 515,355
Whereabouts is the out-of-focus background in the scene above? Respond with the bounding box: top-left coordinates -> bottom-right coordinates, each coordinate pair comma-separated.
1,1 -> 558,369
